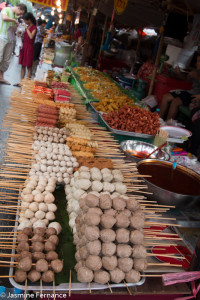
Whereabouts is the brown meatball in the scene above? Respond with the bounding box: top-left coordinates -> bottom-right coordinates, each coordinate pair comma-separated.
32,242 -> 45,252
22,227 -> 33,237
85,193 -> 99,207
85,213 -> 100,226
17,241 -> 29,253
20,251 -> 32,260
116,229 -> 129,243
42,270 -> 54,283
99,194 -> 112,210
115,213 -> 130,228
32,234 -> 44,243
36,259 -> 48,272
74,260 -> 84,271
100,229 -> 116,243
28,270 -> 41,282
130,230 -> 144,245
48,235 -> 59,246
46,227 -> 57,237
18,257 -> 32,272
14,270 -> 27,283
110,268 -> 125,283
51,259 -> 63,273
44,241 -> 56,252
46,251 -> 58,262
102,256 -> 117,271
118,258 -> 133,272
102,243 -> 116,256
33,227 -> 46,236
112,197 -> 126,211
133,258 -> 148,271
130,215 -> 145,230
73,233 -> 79,245
87,207 -> 103,216
17,233 -> 29,243
104,209 -> 117,217
132,245 -> 147,258
86,240 -> 101,256
85,255 -> 102,271
125,269 -> 141,283
77,267 -> 93,283
79,246 -> 89,260
94,270 -> 110,284
117,244 -> 132,258
126,198 -> 141,211
100,214 -> 116,229
32,251 -> 45,261
84,226 -> 100,241
120,209 -> 131,218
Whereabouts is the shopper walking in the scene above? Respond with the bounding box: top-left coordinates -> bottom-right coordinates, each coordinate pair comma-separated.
14,13 -> 36,86
0,3 -> 27,85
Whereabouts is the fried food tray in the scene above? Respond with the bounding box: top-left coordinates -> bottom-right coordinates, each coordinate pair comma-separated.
9,194 -> 145,292
99,114 -> 155,140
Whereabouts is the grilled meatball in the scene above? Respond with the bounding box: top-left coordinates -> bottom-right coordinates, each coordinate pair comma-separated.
94,270 -> 110,284
28,270 -> 41,282
85,255 -> 102,271
18,257 -> 32,272
14,270 -> 27,283
42,270 -> 54,283
32,242 -> 44,252
51,259 -> 63,273
36,259 -> 48,272
125,269 -> 141,283
110,268 -> 125,283
101,243 -> 116,257
102,256 -> 117,271
46,251 -> 58,262
32,251 -> 45,261
77,267 -> 93,283
118,258 -> 133,272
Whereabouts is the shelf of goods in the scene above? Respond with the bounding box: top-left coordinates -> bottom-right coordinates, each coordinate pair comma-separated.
0,71 -> 191,295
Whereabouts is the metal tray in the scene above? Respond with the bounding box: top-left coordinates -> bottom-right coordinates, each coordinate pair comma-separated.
99,113 -> 155,139
9,194 -> 145,292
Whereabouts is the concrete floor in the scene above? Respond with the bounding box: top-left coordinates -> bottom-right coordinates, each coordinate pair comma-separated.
0,55 -> 21,288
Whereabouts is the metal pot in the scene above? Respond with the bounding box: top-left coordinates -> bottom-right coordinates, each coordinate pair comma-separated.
120,140 -> 170,163
54,42 -> 72,67
137,159 -> 200,208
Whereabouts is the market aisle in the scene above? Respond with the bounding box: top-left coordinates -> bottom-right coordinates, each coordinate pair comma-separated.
0,56 -> 21,165
0,56 -> 22,288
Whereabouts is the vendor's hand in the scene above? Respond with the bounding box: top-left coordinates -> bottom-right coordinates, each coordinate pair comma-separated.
14,20 -> 19,26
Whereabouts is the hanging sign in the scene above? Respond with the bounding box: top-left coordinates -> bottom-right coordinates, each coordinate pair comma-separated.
114,0 -> 129,15
31,0 -> 69,11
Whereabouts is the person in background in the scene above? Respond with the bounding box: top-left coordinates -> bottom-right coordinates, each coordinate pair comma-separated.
136,48 -> 154,91
160,54 -> 200,121
14,13 -> 37,87
34,19 -> 46,61
74,24 -> 82,41
0,3 -> 27,85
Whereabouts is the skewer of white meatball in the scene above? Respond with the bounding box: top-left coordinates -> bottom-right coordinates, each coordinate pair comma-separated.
33,126 -> 70,144
30,141 -> 79,184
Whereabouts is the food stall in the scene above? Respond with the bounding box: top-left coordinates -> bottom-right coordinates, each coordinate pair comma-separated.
0,61 -> 199,298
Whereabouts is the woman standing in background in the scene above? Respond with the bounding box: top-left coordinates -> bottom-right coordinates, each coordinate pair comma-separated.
14,12 -> 36,86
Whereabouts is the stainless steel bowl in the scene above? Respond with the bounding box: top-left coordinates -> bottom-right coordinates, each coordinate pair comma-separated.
137,159 -> 200,208
120,140 -> 170,162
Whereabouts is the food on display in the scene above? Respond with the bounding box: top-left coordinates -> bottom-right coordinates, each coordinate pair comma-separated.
75,157 -> 113,170
93,96 -> 133,113
103,105 -> 160,135
59,106 -> 76,126
33,126 -> 69,144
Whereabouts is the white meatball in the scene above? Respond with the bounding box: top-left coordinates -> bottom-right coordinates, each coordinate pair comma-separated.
34,193 -> 44,203
29,202 -> 39,212
30,217 -> 38,224
45,185 -> 55,193
23,188 -> 32,195
47,203 -> 57,212
39,203 -> 48,212
35,210 -> 46,220
46,212 -> 55,221
91,181 -> 103,192
44,193 -> 55,204
33,220 -> 46,229
24,209 -> 34,219
18,219 -> 32,230
23,194 -> 34,203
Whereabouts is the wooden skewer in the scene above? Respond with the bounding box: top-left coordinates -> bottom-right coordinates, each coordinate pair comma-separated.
123,280 -> 132,295
40,278 -> 42,295
53,279 -> 55,300
24,279 -> 27,300
107,282 -> 112,293
69,269 -> 71,297
88,282 -> 91,294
